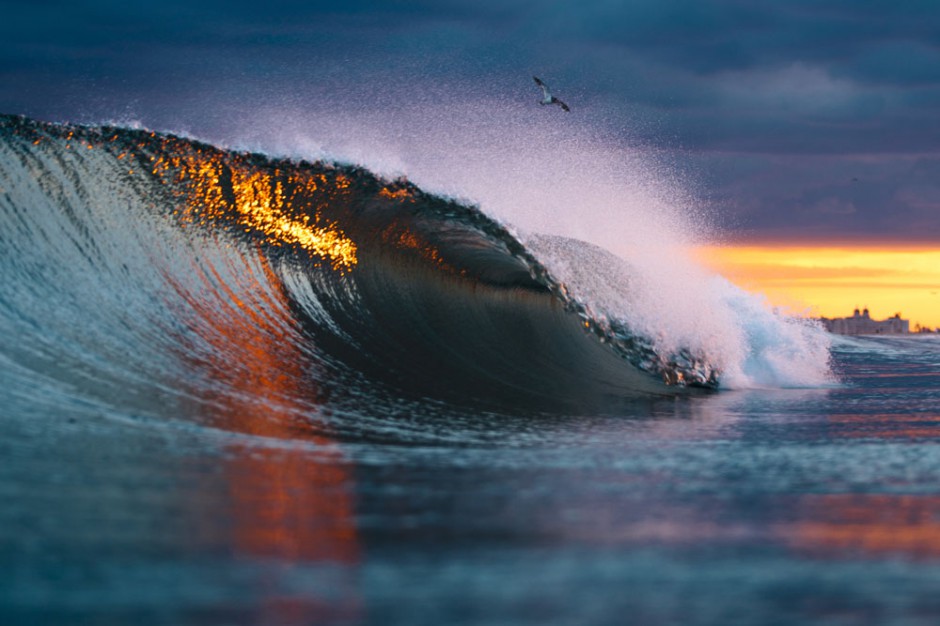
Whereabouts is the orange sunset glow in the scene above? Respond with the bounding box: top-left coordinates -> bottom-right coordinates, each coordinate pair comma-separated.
696,244 -> 940,330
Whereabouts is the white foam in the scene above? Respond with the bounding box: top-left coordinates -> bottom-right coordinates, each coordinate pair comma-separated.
710,279 -> 835,389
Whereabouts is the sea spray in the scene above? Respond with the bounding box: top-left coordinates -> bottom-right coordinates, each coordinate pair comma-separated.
1,113 -> 833,426
713,281 -> 835,389
523,235 -> 834,390
225,100 -> 832,390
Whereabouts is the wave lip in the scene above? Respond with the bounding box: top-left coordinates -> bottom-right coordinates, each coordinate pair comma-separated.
1,114 -> 729,418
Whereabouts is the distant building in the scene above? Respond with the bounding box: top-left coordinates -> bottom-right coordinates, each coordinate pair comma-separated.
818,308 -> 909,335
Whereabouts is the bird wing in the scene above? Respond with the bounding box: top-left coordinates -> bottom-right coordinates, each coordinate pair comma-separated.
533,76 -> 551,99
558,100 -> 570,112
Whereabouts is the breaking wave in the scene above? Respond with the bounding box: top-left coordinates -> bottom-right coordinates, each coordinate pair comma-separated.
0,115 -> 832,436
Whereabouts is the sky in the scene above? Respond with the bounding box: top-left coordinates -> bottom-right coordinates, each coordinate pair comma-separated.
2,0 -> 939,323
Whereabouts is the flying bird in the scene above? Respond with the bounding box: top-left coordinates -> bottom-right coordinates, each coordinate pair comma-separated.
533,76 -> 570,112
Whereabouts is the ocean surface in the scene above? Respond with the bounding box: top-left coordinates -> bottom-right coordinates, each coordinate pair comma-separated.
2,115 -> 940,625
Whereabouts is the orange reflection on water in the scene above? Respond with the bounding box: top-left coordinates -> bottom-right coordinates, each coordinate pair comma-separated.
149,140 -> 358,272
169,252 -> 361,620
788,494 -> 940,560
825,412 -> 940,440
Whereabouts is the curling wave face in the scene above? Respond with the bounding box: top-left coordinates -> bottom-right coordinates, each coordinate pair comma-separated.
0,115 -> 824,434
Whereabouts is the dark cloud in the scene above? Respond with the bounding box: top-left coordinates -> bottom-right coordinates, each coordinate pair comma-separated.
1,0 -> 938,241
695,152 -> 940,242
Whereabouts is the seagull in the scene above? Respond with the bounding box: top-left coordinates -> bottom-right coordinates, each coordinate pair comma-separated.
533,76 -> 570,112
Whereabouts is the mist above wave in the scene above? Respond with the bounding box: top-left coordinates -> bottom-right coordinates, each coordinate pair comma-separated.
1,111 -> 834,424
198,96 -> 832,389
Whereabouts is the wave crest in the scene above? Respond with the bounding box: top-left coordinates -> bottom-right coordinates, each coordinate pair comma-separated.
0,115 -> 832,422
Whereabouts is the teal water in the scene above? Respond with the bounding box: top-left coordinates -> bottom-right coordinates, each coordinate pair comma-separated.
3,334 -> 940,625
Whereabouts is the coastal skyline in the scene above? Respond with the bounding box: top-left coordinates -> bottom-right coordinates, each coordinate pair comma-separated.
1,1 -> 938,322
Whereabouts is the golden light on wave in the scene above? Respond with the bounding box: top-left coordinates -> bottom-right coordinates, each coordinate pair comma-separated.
378,186 -> 413,201
150,144 -> 358,271
382,222 -> 463,275
695,244 -> 940,329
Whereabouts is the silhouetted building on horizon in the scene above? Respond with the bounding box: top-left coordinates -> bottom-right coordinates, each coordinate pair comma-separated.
818,308 -> 910,335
